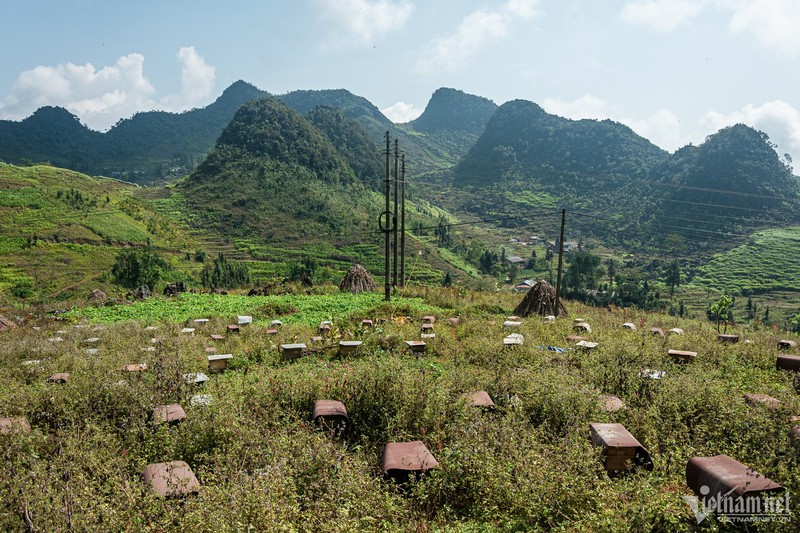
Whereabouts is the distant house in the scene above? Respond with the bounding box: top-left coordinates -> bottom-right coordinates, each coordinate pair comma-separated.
514,279 -> 534,291
506,256 -> 526,265
563,241 -> 579,252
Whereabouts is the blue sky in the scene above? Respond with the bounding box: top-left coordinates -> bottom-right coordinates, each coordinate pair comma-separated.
2,0 -> 800,168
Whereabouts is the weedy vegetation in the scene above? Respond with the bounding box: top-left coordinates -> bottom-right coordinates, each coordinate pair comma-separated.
2,287 -> 800,531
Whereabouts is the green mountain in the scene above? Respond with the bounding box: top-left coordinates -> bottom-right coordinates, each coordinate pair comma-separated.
447,99 -> 800,252
410,87 -> 497,135
174,97 -> 462,283
305,106 -> 385,185
278,88 -> 475,173
406,87 -> 498,164
454,99 -> 668,185
0,80 -> 269,184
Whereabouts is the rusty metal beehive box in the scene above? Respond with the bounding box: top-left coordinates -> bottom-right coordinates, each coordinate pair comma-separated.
776,354 -> 800,372
465,390 -> 495,409
686,454 -> 782,500
153,404 -> 186,426
143,461 -> 200,497
589,422 -> 653,472
382,441 -> 439,483
313,400 -> 348,433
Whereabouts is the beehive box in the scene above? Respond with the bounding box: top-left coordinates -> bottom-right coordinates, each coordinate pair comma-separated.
668,349 -> 697,363
504,334 -> 524,346
598,394 -> 625,412
207,353 -> 233,371
744,393 -> 782,410
686,454 -> 783,507
281,343 -> 307,360
143,461 -> 200,497
381,441 -> 439,483
405,340 -> 426,353
153,404 -> 186,426
183,372 -> 208,385
338,340 -> 362,356
47,373 -> 69,383
313,400 -> 348,433
589,422 -> 653,472
465,390 -> 495,409
776,354 -> 800,372
778,339 -> 798,350
718,334 -> 739,343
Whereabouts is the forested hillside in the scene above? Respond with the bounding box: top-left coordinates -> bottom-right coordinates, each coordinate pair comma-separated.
0,81 -> 269,183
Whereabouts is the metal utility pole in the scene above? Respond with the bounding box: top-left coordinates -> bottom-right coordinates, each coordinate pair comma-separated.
383,131 -> 391,301
392,139 -> 399,288
554,208 -> 566,316
400,154 -> 406,287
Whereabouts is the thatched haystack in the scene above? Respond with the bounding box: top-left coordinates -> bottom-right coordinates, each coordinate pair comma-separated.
513,280 -> 568,318
339,264 -> 376,294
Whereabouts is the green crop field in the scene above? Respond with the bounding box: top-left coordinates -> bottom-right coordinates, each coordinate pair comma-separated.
2,288 -> 799,531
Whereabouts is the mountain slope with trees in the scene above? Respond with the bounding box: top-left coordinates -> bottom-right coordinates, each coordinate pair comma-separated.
0,80 -> 269,183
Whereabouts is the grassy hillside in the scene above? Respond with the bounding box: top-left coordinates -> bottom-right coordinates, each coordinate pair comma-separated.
691,227 -> 800,295
0,163 -> 195,303
1,288 -> 798,530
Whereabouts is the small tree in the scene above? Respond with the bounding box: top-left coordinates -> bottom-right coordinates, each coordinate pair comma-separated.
442,271 -> 452,287
112,247 -> 167,290
707,294 -> 733,332
664,260 -> 681,296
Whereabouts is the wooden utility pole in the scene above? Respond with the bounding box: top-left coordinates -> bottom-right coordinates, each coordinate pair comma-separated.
384,131 -> 391,301
554,208 -> 566,316
400,154 -> 406,287
392,139 -> 399,287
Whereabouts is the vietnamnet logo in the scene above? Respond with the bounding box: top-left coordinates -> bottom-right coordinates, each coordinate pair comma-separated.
683,485 -> 791,524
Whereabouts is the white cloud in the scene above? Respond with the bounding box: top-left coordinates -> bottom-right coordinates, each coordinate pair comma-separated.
700,100 -> 800,167
621,109 -> 688,152
0,47 -> 216,131
381,101 -> 422,123
541,94 -> 691,153
619,0 -> 706,32
727,0 -> 800,56
542,94 -> 623,121
160,46 -> 216,111
416,0 -> 541,73
316,0 -> 415,47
